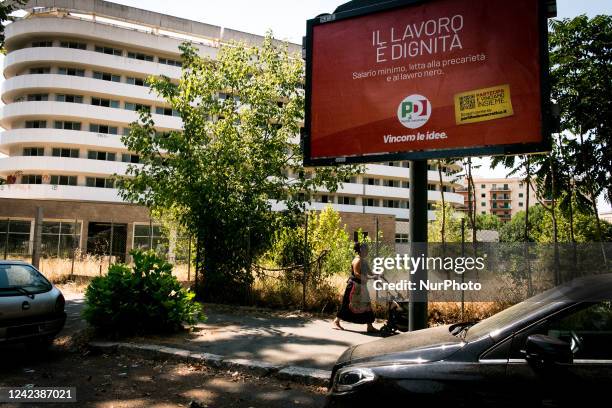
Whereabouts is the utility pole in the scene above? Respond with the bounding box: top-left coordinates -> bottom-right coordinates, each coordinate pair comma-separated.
32,207 -> 43,269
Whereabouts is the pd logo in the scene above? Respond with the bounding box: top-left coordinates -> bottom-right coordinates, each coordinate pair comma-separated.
397,94 -> 431,129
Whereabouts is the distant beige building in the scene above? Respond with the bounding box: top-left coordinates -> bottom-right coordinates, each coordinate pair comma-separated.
601,212 -> 612,224
457,177 -> 540,222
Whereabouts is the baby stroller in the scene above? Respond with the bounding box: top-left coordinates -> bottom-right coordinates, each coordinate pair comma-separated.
377,276 -> 410,336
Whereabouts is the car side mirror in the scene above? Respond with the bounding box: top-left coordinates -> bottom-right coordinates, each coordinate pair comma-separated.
524,334 -> 573,365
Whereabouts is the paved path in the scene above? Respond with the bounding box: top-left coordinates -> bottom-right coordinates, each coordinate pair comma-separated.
131,305 -> 383,370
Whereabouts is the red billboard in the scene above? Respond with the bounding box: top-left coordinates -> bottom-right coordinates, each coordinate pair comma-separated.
303,0 -> 551,165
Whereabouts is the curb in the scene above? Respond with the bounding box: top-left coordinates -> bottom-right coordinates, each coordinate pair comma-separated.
88,341 -> 331,387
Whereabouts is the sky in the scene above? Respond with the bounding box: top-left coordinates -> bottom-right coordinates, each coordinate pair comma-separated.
1,0 -> 611,209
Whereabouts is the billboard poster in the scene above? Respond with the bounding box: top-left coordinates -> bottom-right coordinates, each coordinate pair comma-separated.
304,0 -> 551,165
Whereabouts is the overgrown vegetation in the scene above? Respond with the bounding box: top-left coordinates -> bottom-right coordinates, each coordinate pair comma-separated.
83,251 -> 203,336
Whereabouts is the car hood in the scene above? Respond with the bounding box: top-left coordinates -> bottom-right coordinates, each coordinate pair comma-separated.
343,325 -> 464,365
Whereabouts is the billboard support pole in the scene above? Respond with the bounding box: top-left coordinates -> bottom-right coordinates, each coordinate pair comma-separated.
409,160 -> 428,331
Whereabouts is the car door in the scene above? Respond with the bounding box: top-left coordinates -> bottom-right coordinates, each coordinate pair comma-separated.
506,301 -> 612,407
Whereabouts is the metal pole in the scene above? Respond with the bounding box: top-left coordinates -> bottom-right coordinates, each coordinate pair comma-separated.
108,220 -> 114,266
409,160 -> 428,331
4,219 -> 10,260
32,207 -> 43,269
302,212 -> 309,311
461,218 -> 466,321
187,236 -> 192,281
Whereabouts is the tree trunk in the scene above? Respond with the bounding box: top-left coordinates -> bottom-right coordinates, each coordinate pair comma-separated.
438,160 -> 446,248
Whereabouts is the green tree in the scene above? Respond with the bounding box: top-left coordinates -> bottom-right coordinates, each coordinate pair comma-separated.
1,1 -> 25,52
475,213 -> 503,231
549,15 -> 611,259
428,203 -> 462,243
119,36 -> 361,303
500,205 -> 547,243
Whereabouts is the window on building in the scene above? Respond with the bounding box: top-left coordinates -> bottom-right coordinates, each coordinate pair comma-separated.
395,233 -> 409,244
481,202 -> 486,207
427,184 -> 437,191
481,193 -> 486,198
55,94 -> 83,103
401,161 -> 410,168
314,194 -> 333,204
481,184 -> 486,189
52,148 -> 79,158
402,181 -> 409,188
383,199 -> 402,208
121,153 -> 140,164
91,97 -> 120,108
85,177 -> 115,188
383,179 -> 400,188
364,198 -> 379,207
21,174 -> 42,184
94,45 -> 122,56
125,102 -> 151,113
23,147 -> 44,156
89,124 -> 118,135
58,67 -> 85,77
519,202 -> 524,207
25,120 -> 47,128
127,51 -> 153,61
60,41 -> 86,50
27,93 -> 48,101
519,193 -> 524,198
54,121 -> 82,131
49,175 -> 77,186
41,221 -> 82,258
0,220 -> 32,256
363,177 -> 379,186
29,67 -> 51,74
32,41 -> 53,47
492,202 -> 498,209
155,107 -> 179,116
88,151 -> 116,161
504,184 -> 509,190
126,77 -> 147,86
158,57 -> 182,67
133,224 -> 168,251
93,71 -> 120,82
338,196 -> 356,205
481,211 -> 486,215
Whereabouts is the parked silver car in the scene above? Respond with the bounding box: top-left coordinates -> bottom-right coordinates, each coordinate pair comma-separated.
0,261 -> 66,347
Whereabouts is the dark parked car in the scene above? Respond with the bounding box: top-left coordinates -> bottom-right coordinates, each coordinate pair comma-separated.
0,261 -> 66,347
326,274 -> 612,407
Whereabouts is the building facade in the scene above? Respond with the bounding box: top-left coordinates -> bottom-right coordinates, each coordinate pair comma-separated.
457,177 -> 540,222
0,0 -> 464,260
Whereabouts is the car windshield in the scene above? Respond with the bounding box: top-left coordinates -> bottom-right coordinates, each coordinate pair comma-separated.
464,297 -> 562,341
0,264 -> 52,296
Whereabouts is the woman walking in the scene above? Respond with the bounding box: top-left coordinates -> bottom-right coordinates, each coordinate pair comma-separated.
333,242 -> 378,333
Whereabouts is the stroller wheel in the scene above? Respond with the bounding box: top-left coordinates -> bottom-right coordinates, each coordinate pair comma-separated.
379,324 -> 397,337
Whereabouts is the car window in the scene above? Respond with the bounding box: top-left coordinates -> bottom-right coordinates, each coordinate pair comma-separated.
510,302 -> 612,360
0,264 -> 52,295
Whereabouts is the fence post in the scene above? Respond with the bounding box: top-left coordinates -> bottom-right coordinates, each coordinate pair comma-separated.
70,218 -> 78,278
32,207 -> 43,269
3,219 -> 10,260
302,212 -> 309,311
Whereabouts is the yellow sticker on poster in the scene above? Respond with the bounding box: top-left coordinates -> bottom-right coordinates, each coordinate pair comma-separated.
454,84 -> 514,125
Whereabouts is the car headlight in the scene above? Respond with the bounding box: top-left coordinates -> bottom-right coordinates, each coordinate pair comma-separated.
332,367 -> 375,393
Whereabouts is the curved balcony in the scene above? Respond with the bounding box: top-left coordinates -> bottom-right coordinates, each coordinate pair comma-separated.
0,183 -> 123,203
1,74 -> 165,105
0,128 -> 126,155
0,156 -> 135,177
4,17 -> 217,63
0,101 -> 182,130
3,46 -> 181,80
365,163 -> 459,184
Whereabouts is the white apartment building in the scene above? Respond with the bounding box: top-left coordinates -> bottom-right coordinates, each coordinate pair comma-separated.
0,0 -> 464,260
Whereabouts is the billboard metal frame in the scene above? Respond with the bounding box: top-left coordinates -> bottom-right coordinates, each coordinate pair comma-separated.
302,0 -> 552,167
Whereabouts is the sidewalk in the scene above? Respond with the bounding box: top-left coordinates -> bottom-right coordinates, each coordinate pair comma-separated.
129,304 -> 383,370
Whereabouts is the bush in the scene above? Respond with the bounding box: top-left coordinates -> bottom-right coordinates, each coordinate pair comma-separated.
83,250 -> 204,335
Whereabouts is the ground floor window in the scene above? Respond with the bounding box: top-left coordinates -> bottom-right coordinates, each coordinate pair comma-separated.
133,224 -> 168,253
395,233 -> 409,244
0,219 -> 32,256
41,221 -> 82,258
